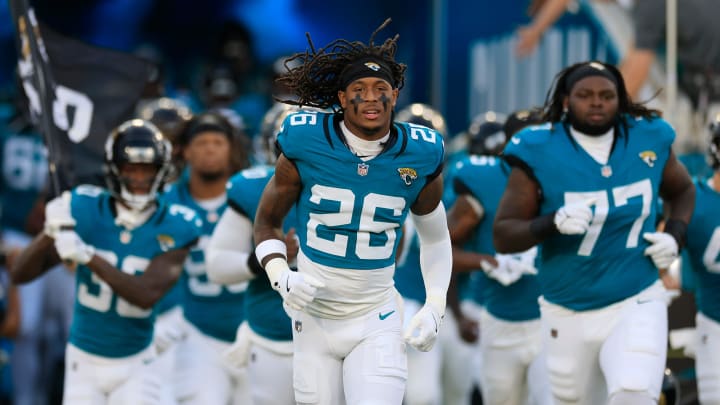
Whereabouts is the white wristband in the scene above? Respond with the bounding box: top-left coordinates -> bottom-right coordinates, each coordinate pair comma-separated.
255,239 -> 287,264
265,257 -> 291,291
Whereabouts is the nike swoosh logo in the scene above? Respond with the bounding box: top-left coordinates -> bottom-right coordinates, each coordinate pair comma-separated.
379,310 -> 395,320
637,299 -> 653,304
286,278 -> 291,293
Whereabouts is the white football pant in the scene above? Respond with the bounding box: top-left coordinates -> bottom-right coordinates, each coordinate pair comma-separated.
175,322 -> 251,404
478,309 -> 552,405
695,312 -> 720,405
539,281 -> 668,405
290,294 -> 407,405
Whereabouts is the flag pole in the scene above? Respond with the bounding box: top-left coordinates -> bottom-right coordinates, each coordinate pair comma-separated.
9,0 -> 63,196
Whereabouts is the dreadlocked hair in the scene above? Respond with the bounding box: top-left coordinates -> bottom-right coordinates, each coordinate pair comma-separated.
541,61 -> 661,131
275,18 -> 407,111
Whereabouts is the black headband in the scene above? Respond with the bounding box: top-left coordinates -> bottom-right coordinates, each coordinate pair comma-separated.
182,113 -> 234,145
338,57 -> 396,91
565,62 -> 618,93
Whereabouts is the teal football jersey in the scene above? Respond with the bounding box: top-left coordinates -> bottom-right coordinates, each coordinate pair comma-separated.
277,111 -> 445,271
69,185 -> 202,357
227,166 -> 296,341
685,179 -> 720,322
0,126 -> 47,231
163,179 -> 243,343
454,155 -> 541,321
504,117 -> 674,310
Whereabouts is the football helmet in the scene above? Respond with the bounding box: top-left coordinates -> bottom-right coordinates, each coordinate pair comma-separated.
504,108 -> 544,137
709,115 -> 720,169
257,103 -> 326,164
137,97 -> 193,144
395,103 -> 447,134
104,119 -> 172,211
466,111 -> 506,156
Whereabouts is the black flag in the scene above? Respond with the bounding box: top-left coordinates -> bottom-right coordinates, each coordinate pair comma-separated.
9,0 -> 156,194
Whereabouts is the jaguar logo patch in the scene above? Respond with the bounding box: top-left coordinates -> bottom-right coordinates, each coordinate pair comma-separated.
157,234 -> 176,252
639,151 -> 657,167
398,168 -> 418,186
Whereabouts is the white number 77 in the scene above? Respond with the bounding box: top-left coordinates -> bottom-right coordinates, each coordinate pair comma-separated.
565,179 -> 652,256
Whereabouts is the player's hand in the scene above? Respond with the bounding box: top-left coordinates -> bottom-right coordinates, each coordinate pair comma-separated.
153,308 -> 187,354
643,232 -> 678,269
481,250 -> 537,287
457,315 -> 479,344
275,269 -> 325,311
54,230 -> 94,265
554,199 -> 594,235
404,302 -> 443,352
223,323 -> 251,368
44,191 -> 75,238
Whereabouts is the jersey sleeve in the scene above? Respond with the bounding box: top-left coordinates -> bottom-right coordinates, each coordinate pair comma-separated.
226,167 -> 274,222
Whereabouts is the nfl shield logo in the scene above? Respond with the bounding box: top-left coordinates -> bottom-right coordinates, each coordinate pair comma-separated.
295,320 -> 302,333
601,165 -> 613,178
357,163 -> 369,176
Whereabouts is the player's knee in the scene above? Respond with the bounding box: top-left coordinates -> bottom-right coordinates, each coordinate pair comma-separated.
606,390 -> 655,405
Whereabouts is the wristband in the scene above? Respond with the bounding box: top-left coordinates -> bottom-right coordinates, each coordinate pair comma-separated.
664,219 -> 688,249
255,239 -> 287,264
529,212 -> 559,240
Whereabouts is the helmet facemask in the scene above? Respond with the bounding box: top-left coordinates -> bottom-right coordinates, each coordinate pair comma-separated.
104,119 -> 172,212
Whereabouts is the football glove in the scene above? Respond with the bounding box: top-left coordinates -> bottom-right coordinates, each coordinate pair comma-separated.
404,299 -> 444,352
266,258 -> 325,311
554,199 -> 594,235
54,230 -> 94,265
643,232 -> 678,269
44,191 -> 75,238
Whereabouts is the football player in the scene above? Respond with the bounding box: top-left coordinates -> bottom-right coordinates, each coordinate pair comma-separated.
162,112 -> 251,404
494,61 -> 695,405
447,109 -> 553,405
253,19 -> 452,404
685,120 -> 720,405
10,119 -> 201,404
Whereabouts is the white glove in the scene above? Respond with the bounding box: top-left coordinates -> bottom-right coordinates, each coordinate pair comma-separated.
223,322 -> 251,368
266,258 -> 325,311
54,230 -> 95,265
404,300 -> 443,352
153,308 -> 187,354
554,199 -> 594,235
44,191 -> 75,238
643,232 -> 678,269
481,252 -> 538,286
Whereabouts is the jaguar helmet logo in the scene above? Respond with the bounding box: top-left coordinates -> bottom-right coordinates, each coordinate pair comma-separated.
364,62 -> 381,71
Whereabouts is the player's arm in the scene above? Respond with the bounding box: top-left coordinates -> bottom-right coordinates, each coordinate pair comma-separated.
254,154 -> 300,264
9,233 -> 62,284
410,175 -> 453,307
206,208 -> 262,284
253,154 -> 324,310
494,167 -> 547,253
658,150 -> 695,244
85,244 -> 192,309
404,174 -> 453,351
0,284 -> 20,338
447,194 -> 496,273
